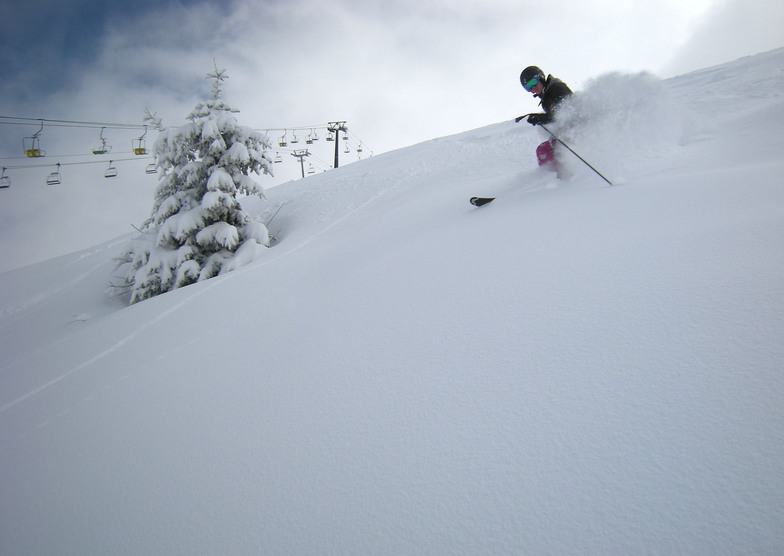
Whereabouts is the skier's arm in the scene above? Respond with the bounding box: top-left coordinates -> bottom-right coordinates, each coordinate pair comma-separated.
514,112 -> 551,124
522,81 -> 572,125
525,112 -> 553,125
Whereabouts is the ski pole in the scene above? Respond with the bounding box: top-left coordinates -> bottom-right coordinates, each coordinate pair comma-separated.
538,123 -> 613,186
265,201 -> 286,227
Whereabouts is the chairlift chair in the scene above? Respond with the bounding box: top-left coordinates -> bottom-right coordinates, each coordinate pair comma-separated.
104,160 -> 118,178
132,140 -> 147,155
92,127 -> 112,155
273,152 -> 283,163
132,126 -> 148,155
46,163 -> 61,186
357,142 -> 363,153
23,136 -> 45,158
0,168 -> 10,190
23,120 -> 45,157
290,131 -> 299,144
306,130 -> 314,144
307,164 -> 315,175
326,131 -> 335,142
278,131 -> 288,147
145,163 -> 158,174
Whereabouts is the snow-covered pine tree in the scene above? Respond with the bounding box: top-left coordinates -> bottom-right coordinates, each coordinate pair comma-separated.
115,63 -> 273,304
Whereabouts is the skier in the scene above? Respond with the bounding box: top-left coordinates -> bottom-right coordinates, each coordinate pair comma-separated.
515,65 -> 573,174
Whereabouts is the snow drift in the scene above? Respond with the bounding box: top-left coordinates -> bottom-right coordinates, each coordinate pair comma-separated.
1,48 -> 783,555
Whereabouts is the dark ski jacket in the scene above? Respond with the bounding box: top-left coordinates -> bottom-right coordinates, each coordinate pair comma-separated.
534,75 -> 573,123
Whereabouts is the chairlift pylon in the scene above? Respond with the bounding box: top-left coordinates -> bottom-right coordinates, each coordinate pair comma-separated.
46,163 -> 61,186
0,167 -> 10,190
104,160 -> 118,178
132,126 -> 148,155
93,127 -> 112,155
23,120 -> 45,158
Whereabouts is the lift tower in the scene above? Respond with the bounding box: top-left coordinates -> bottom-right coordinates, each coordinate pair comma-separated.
327,121 -> 348,168
291,149 -> 311,178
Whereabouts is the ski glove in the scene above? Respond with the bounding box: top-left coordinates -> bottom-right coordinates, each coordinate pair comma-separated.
526,113 -> 548,126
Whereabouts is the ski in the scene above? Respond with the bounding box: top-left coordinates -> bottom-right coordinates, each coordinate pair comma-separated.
470,197 -> 495,207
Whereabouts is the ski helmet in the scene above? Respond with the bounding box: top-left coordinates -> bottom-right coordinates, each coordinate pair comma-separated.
520,66 -> 545,88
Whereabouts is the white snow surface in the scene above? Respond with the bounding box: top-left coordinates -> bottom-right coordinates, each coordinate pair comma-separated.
2,49 -> 784,554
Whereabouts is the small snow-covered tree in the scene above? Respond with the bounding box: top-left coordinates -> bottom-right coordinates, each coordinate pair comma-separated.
115,63 -> 273,304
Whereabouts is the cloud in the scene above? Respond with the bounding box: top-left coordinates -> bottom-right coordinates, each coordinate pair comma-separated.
2,0 -> 781,271
663,0 -> 784,76
5,0 -> 776,174
1,1 -> 163,103
5,0 -> 754,155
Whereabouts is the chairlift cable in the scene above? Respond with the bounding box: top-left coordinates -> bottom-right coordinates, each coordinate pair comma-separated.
3,156 -> 153,171
0,115 -> 146,130
0,150 -> 142,163
3,116 -> 371,149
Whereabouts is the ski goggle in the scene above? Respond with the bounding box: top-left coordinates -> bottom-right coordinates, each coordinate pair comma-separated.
523,77 -> 540,92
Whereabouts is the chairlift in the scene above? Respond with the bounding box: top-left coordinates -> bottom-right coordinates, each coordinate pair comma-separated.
92,127 -> 112,155
145,163 -> 158,174
104,160 -> 118,178
326,131 -> 335,142
357,142 -> 363,153
344,143 -> 350,154
342,132 -> 349,141
132,126 -> 148,155
273,152 -> 283,163
306,129 -> 315,144
290,131 -> 299,144
278,130 -> 288,147
0,167 -> 10,190
307,164 -> 315,175
23,136 -> 44,157
46,163 -> 62,186
23,120 -> 45,158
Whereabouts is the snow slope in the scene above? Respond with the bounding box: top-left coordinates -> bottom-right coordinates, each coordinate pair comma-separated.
1,48 -> 783,554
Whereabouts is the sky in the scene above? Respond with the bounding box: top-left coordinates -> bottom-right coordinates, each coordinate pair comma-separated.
0,0 -> 782,270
